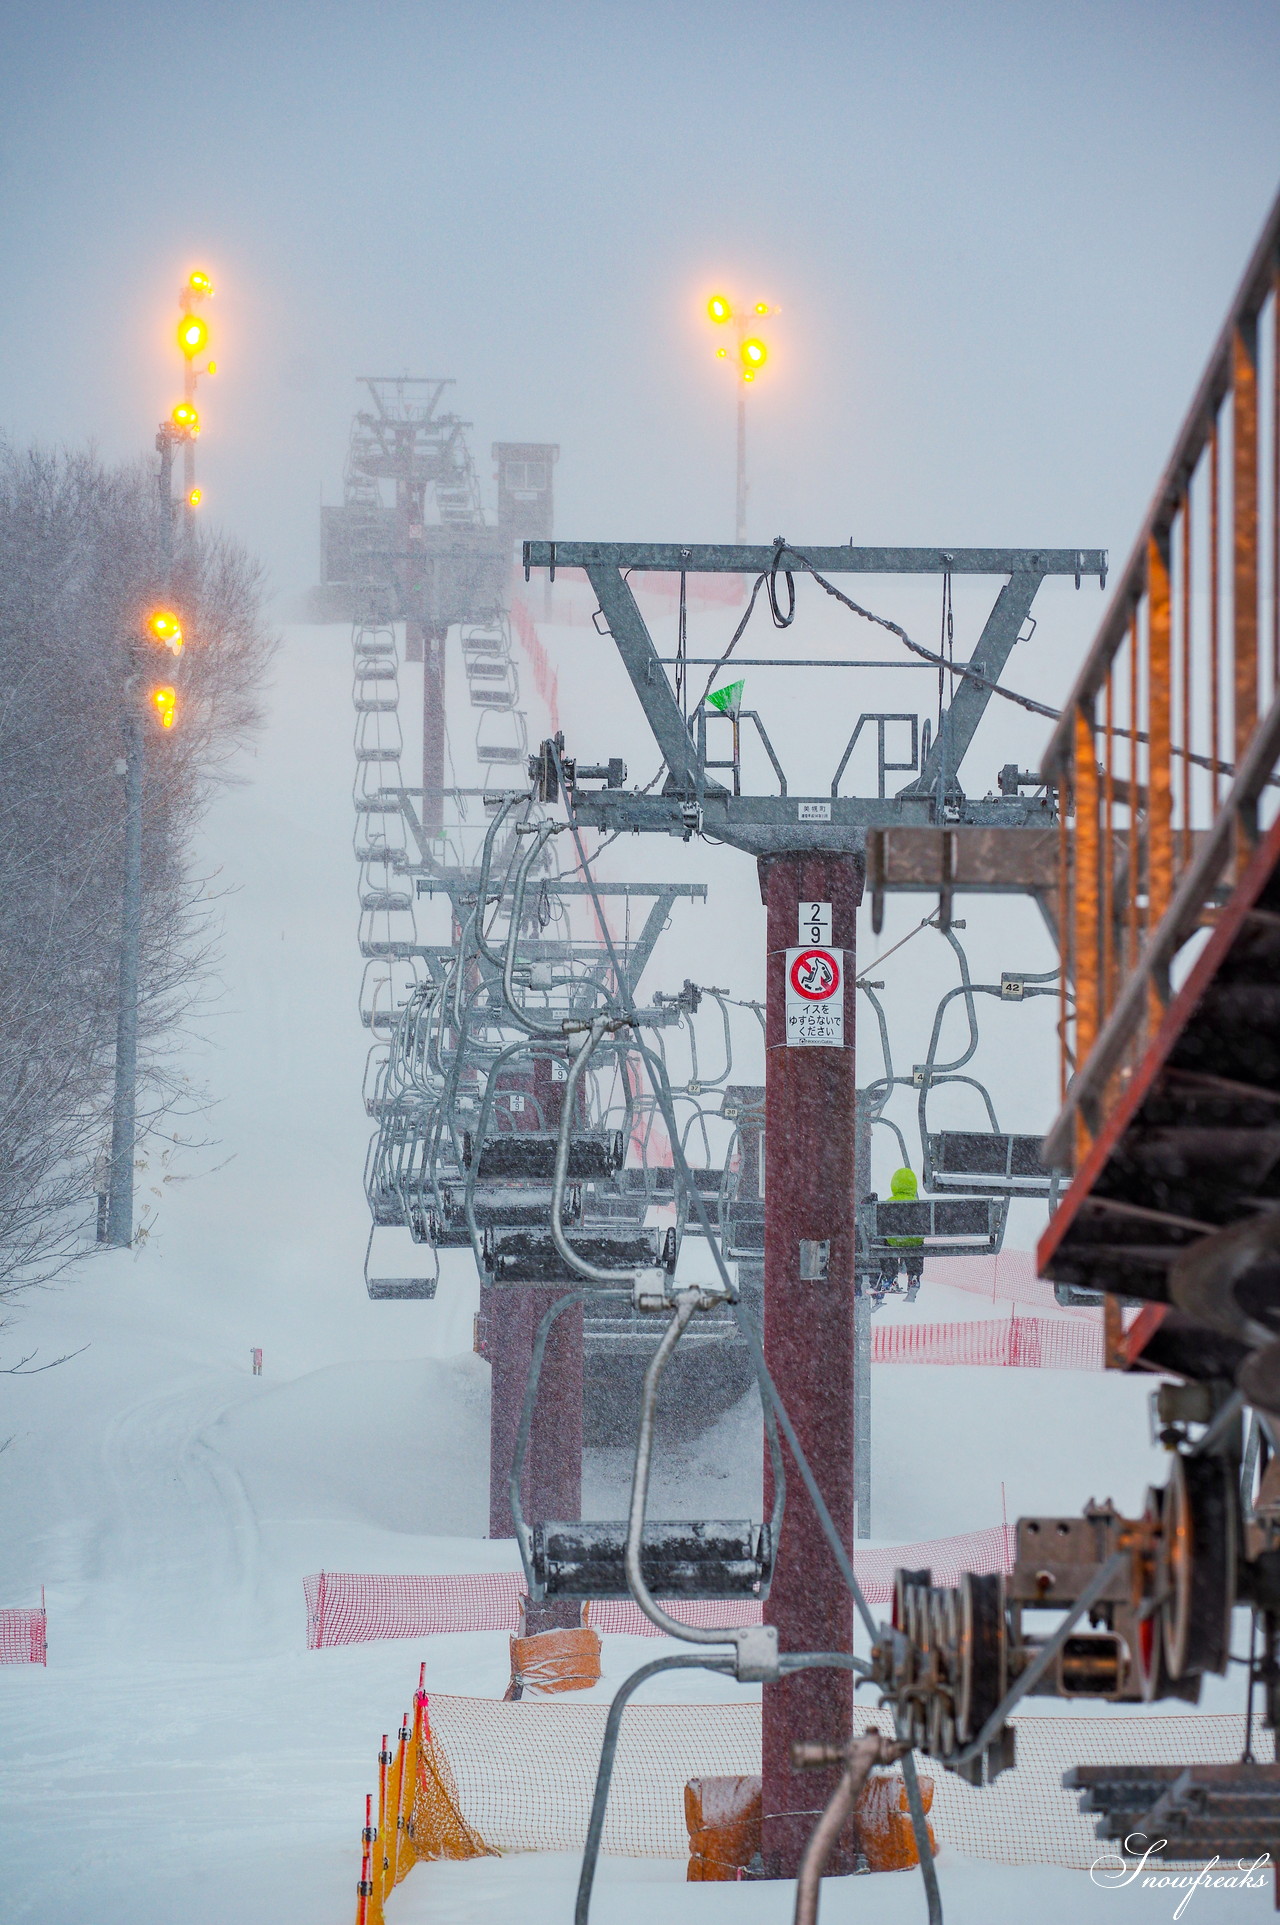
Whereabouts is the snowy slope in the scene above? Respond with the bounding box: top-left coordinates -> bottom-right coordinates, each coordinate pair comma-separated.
0,621 -> 1269,1923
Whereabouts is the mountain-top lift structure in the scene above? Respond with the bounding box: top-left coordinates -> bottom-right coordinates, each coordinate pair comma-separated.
330,377 -> 557,827
522,534 -> 1102,1878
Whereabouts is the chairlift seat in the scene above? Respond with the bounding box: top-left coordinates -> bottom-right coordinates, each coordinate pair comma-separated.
435,1183 -> 582,1232
365,1224 -> 437,1300
529,1519 -> 773,1599
463,1130 -> 624,1180
483,1224 -> 672,1285
927,1130 -> 1059,1197
860,1195 -> 1008,1256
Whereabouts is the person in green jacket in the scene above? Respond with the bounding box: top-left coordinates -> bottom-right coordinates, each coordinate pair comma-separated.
878,1166 -> 924,1303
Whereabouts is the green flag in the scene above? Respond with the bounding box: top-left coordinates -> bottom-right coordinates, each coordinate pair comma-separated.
707,679 -> 745,718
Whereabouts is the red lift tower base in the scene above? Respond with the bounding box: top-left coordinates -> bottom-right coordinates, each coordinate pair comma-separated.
486,1287 -> 583,1634
760,851 -> 861,1878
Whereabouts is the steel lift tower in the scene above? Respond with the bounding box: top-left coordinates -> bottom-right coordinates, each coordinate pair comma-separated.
324,378 -> 558,828
523,536 -> 1104,1878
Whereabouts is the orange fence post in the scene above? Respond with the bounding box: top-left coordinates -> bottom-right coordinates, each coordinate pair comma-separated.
388,1709 -> 410,1888
369,1732 -> 391,1924
356,1793 -> 375,1925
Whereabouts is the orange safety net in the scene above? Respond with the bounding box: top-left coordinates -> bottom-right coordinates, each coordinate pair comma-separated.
387,1696 -> 1277,1869
412,1704 -> 496,1863
352,1673 -> 1280,1917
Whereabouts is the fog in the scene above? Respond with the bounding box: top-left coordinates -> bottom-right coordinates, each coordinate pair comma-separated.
0,0 -> 1277,599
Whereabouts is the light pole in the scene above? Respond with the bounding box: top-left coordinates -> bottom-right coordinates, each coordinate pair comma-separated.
103,269 -> 211,1244
705,293 -> 772,542
104,609 -> 182,1246
176,270 -> 214,535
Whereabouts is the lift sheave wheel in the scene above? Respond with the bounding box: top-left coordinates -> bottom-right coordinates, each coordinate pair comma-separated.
1164,1452 -> 1237,1680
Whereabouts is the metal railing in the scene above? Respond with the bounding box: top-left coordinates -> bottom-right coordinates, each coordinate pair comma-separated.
1043,189 -> 1280,1169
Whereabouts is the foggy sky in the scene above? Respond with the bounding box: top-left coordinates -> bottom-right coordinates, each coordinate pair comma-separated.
0,0 -> 1276,601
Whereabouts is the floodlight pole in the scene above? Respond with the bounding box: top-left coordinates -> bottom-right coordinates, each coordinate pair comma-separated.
104,694 -> 143,1249
736,386 -> 747,543
105,422 -> 179,1248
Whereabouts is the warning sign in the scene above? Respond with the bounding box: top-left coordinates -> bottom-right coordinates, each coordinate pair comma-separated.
784,946 -> 845,1048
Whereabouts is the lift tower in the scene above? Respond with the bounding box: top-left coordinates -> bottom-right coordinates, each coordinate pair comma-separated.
323,380 -> 560,827
523,536 -> 1104,1878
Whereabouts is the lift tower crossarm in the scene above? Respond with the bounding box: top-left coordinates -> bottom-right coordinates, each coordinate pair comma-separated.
585,564 -> 712,795
527,543 -> 1105,854
527,543 -> 1107,578
897,569 -> 1043,800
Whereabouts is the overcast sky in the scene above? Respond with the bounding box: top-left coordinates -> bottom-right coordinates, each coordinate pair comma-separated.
0,0 -> 1276,602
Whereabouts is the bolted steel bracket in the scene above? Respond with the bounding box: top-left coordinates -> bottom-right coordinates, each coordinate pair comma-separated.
733,1622 -> 780,1682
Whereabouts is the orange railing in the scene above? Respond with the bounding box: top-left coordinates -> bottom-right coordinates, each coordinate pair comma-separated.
1043,189 -> 1280,1171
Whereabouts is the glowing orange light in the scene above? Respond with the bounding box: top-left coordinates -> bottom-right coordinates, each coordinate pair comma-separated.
186,487 -> 203,508
188,270 -> 214,297
205,361 -> 217,375
716,347 -> 728,358
707,294 -> 732,324
754,302 -> 769,314
743,371 -> 755,384
151,685 -> 178,729
178,314 -> 209,357
145,607 -> 184,652
171,400 -> 199,433
740,337 -> 767,370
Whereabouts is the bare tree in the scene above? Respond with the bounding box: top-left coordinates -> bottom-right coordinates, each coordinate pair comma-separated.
0,443 -> 275,1304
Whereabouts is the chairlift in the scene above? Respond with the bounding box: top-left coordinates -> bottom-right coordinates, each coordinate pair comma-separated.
363,1223 -> 438,1300
511,1293 -> 778,1604
858,1193 -> 1009,1259
925,1130 -> 1063,1202
483,1224 -> 675,1286
354,707 -> 404,761
476,704 -> 528,767
462,1130 -> 624,1181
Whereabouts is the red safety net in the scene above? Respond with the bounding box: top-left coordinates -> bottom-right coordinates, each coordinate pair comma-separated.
0,1602 -> 46,1665
924,1249 -> 1095,1315
305,1571 -> 524,1647
305,1528 -> 1015,1649
872,1315 -> 1102,1370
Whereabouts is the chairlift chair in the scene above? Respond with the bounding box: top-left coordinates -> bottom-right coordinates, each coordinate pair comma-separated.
925,1129 -> 1062,1201
364,1223 -> 438,1300
512,1294 -> 777,1603
858,1193 -> 1009,1260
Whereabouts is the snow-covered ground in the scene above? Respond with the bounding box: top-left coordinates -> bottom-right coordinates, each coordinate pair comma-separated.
0,622 -> 1271,1922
